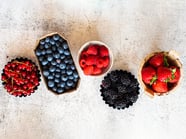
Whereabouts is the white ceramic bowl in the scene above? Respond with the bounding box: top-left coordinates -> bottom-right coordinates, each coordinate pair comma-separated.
78,41 -> 113,77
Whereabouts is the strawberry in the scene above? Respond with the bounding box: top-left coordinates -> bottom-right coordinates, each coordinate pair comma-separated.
86,45 -> 98,55
79,58 -> 86,68
85,55 -> 98,65
152,80 -> 168,93
99,46 -> 109,57
93,66 -> 102,75
83,65 -> 94,75
169,66 -> 180,83
149,53 -> 165,67
141,66 -> 157,84
157,66 -> 172,82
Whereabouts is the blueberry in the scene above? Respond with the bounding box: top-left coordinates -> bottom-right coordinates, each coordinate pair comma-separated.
56,41 -> 61,47
47,54 -> 53,61
56,68 -> 61,72
59,63 -> 66,70
43,70 -> 49,77
38,56 -> 44,61
44,43 -> 50,49
68,75 -> 74,80
61,70 -> 66,74
66,64 -> 71,70
70,65 -> 75,70
41,60 -> 48,66
74,78 -> 78,82
41,49 -> 46,55
49,66 -> 56,72
50,39 -> 55,45
73,72 -> 79,79
46,49 -> 52,54
35,49 -> 42,56
48,75 -> 54,80
64,58 -> 73,64
57,46 -> 64,54
60,55 -> 65,60
53,34 -> 60,41
64,50 -> 70,56
66,69 -> 73,75
61,74 -> 68,81
67,80 -> 74,87
45,37 -> 50,43
55,73 -> 61,78
39,45 -> 44,49
40,39 -> 45,45
53,52 -> 60,59
65,86 -> 70,90
56,59 -> 61,64
54,78 -> 60,83
52,86 -> 57,92
57,87 -> 64,94
62,42 -> 68,49
48,80 -> 55,88
51,60 -> 57,66
60,82 -> 65,88
52,46 -> 57,51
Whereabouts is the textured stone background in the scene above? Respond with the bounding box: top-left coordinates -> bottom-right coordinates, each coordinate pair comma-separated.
0,0 -> 186,139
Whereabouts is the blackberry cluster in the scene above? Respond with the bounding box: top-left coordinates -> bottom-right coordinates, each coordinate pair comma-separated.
100,70 -> 140,110
35,33 -> 80,94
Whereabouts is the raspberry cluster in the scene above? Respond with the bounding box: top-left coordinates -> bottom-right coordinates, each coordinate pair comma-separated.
79,44 -> 110,75
100,70 -> 139,110
35,33 -> 80,94
1,58 -> 41,97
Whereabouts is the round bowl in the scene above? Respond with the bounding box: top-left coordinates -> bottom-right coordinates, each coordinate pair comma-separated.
138,50 -> 182,97
78,41 -> 113,77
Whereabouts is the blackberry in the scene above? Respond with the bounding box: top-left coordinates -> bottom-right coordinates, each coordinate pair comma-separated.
100,69 -> 139,110
101,77 -> 111,89
109,71 -> 118,82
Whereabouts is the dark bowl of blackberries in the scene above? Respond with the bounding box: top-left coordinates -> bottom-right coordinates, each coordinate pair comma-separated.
34,32 -> 80,95
100,70 -> 140,110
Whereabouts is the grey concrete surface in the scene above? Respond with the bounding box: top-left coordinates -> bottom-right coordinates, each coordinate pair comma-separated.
0,0 -> 186,139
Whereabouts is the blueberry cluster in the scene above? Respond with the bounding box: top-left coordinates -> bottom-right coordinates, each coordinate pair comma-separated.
100,70 -> 139,110
35,34 -> 79,94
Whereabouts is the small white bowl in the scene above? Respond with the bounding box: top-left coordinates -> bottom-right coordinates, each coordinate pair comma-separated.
77,41 -> 113,77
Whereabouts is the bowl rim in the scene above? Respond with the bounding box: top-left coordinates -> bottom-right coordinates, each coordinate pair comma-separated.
77,40 -> 113,77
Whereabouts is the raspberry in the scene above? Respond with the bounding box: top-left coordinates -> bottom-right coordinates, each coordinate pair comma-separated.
86,45 -> 98,55
96,58 -> 104,68
102,57 -> 109,68
85,55 -> 98,65
93,66 -> 102,75
99,46 -> 109,57
83,66 -> 94,75
79,59 -> 86,68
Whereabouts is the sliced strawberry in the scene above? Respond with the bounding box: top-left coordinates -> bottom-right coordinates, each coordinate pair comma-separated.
149,53 -> 164,67
169,66 -> 180,83
93,66 -> 102,75
157,66 -> 172,82
152,80 -> 168,93
79,58 -> 86,68
86,45 -> 98,55
141,66 -> 157,84
85,55 -> 98,65
99,46 -> 109,57
83,66 -> 94,75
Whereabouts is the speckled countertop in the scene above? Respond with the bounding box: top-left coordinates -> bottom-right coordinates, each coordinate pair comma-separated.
0,0 -> 186,139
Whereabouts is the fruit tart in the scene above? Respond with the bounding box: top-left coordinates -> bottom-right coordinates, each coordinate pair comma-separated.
1,58 -> 41,97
